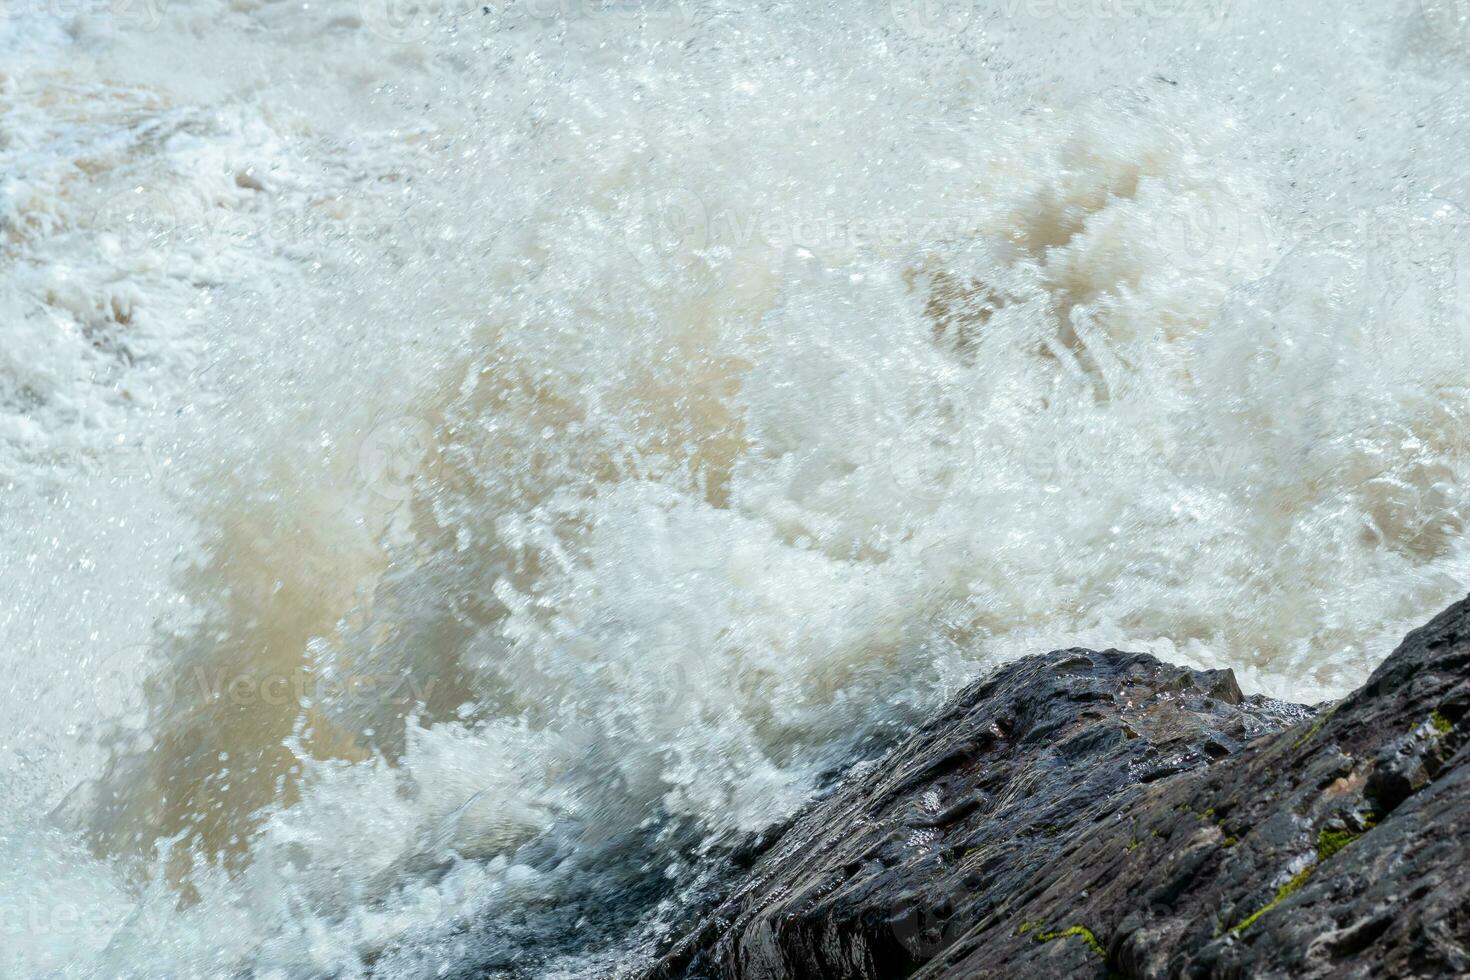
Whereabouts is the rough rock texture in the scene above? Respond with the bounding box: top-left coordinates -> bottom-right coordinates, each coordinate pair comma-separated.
642,595 -> 1470,979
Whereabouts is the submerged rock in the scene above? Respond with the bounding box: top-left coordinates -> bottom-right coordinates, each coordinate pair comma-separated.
640,596 -> 1470,979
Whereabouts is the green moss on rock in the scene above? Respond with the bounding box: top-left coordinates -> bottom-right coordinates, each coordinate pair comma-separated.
1033,924 -> 1107,959
1316,828 -> 1358,862
1232,867 -> 1314,934
1292,708 -> 1334,749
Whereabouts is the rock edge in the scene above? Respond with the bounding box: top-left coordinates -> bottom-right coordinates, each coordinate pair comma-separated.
641,595 -> 1470,979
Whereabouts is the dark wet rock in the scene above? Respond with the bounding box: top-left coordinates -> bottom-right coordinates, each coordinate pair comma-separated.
639,595 -> 1470,979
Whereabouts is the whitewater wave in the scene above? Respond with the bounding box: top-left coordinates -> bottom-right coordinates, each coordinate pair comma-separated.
1,0 -> 1468,975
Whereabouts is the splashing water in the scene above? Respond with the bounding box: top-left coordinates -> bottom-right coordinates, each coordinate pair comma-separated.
1,0 -> 1468,975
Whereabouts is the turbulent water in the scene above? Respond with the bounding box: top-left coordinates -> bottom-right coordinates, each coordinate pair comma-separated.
1,0 -> 1468,975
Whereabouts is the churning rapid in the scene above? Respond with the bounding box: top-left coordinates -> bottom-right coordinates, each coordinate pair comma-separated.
1,0 -> 1468,975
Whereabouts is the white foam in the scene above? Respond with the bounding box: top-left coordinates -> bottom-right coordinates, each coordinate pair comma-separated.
1,0 -> 1467,975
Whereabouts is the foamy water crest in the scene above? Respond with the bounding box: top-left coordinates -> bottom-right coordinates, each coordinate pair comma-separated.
1,0 -> 1467,975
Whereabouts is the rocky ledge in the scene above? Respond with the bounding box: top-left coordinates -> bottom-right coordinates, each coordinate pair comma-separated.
641,596 -> 1470,979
